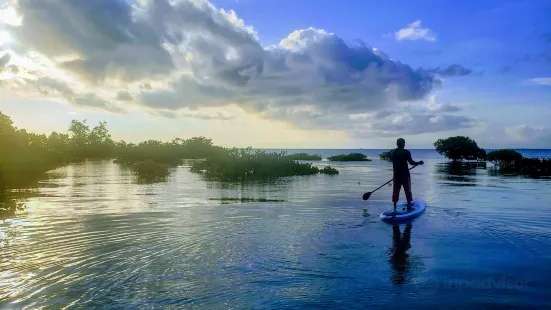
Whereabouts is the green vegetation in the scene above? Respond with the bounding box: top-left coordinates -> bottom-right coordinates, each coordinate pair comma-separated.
485,149 -> 551,176
284,153 -> 322,161
132,160 -> 171,181
190,148 -> 328,181
433,137 -> 551,176
486,149 -> 523,169
327,152 -> 371,161
114,137 -> 225,166
434,136 -> 486,161
320,166 -> 339,175
379,150 -> 392,161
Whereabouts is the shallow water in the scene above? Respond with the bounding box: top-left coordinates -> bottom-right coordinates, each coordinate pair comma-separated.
1,150 -> 550,309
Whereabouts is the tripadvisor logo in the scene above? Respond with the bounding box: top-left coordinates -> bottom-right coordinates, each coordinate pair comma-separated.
415,276 -> 529,295
445,277 -> 529,290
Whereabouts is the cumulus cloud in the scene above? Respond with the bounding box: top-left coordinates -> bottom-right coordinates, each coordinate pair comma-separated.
505,125 -> 551,147
426,96 -> 462,113
528,78 -> 551,86
394,20 -> 436,42
0,0 -> 472,136
426,64 -> 474,77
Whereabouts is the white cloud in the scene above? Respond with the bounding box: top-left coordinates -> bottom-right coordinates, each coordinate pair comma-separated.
394,20 -> 436,42
0,0 -> 471,137
528,78 -> 551,86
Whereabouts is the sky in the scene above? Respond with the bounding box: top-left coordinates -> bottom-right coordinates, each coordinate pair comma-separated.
0,0 -> 550,149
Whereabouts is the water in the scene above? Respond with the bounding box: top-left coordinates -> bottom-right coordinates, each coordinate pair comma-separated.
1,149 -> 550,309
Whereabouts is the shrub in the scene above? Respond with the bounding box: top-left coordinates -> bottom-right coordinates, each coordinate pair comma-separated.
131,160 -> 171,179
320,166 -> 339,175
328,153 -> 371,161
434,136 -> 486,161
379,150 -> 392,161
486,149 -> 523,168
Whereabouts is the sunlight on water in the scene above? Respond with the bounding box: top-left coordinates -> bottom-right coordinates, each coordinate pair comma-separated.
1,150 -> 550,309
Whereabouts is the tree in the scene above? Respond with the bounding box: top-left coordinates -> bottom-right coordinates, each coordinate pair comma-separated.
434,136 -> 486,161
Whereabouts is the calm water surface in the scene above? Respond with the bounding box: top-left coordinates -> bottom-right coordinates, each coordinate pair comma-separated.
1,150 -> 550,309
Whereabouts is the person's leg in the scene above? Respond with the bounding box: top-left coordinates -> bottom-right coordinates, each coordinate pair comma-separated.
405,175 -> 413,209
392,177 -> 400,213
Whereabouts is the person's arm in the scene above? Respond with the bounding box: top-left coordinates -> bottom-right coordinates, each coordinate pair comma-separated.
407,150 -> 423,166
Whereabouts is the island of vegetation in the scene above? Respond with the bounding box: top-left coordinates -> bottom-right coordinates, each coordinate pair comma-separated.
283,153 -> 322,161
0,111 -> 339,187
434,136 -> 550,176
2,109 -> 550,191
189,148 -> 337,181
327,153 -> 371,162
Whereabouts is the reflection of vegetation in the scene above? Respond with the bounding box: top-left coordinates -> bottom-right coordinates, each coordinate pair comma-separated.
0,192 -> 29,221
379,150 -> 392,161
190,148 -> 329,181
0,111 -> 114,188
284,153 -> 322,161
434,136 -> 486,161
327,153 -> 371,161
208,197 -> 285,203
435,161 -> 483,185
320,166 -> 339,175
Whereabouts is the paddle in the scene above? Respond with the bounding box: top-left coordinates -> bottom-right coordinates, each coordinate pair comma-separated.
362,164 -> 419,200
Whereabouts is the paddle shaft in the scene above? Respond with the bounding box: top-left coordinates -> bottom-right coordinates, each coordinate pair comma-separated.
368,164 -> 418,195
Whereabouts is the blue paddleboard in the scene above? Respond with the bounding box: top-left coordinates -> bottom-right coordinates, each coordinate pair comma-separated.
380,198 -> 426,223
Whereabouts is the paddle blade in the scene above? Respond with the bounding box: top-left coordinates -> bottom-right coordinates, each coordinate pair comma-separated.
362,192 -> 372,200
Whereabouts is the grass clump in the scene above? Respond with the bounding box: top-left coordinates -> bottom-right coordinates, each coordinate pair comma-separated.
320,165 -> 339,175
327,153 -> 371,162
284,153 -> 322,161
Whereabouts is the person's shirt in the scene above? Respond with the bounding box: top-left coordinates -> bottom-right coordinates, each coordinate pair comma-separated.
391,148 -> 416,177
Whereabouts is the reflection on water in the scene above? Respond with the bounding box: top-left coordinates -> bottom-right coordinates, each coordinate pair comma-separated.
388,224 -> 413,285
0,153 -> 550,309
387,223 -> 425,286
435,161 -> 486,185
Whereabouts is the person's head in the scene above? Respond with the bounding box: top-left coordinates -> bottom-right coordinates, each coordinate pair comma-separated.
397,138 -> 405,149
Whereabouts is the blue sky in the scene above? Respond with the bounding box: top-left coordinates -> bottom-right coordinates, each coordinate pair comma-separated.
0,0 -> 550,148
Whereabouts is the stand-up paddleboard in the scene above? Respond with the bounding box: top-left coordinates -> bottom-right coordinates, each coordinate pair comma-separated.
380,198 -> 426,223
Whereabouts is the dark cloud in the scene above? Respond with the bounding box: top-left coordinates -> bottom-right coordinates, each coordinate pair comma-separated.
0,53 -> 11,71
116,91 -> 133,101
11,0 -> 175,83
425,64 -> 474,77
